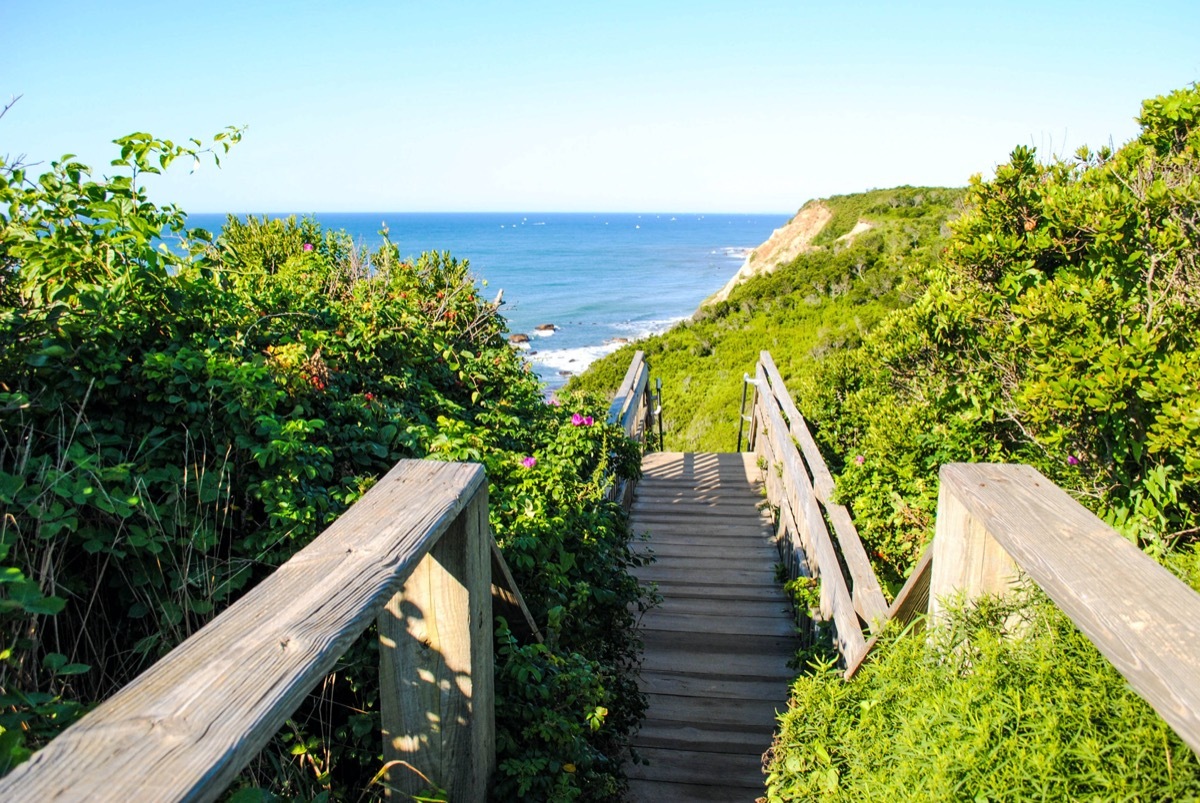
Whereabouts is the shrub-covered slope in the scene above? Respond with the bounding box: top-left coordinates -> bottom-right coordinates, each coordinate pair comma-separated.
569,186 -> 963,452
0,134 -> 647,800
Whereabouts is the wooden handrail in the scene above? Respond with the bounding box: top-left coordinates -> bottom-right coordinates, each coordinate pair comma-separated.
0,460 -> 504,802
929,463 -> 1200,754
758,353 -> 888,628
748,353 -> 1200,753
607,350 -> 654,510
749,350 -> 888,669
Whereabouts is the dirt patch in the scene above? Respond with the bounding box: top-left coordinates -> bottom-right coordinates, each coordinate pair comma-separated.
836,220 -> 874,242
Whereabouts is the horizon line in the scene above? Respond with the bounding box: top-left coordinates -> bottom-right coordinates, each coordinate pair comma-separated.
183,209 -> 796,217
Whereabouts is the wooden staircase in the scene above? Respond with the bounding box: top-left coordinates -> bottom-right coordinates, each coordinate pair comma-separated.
628,451 -> 797,802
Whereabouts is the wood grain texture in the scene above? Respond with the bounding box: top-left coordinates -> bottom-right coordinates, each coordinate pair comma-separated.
628,777 -> 766,802
936,462 -> 1200,755
630,451 -> 793,799
759,352 -> 888,629
759,352 -> 836,500
607,349 -> 645,427
620,363 -> 650,437
379,488 -> 494,801
0,460 -> 487,803
845,548 -> 932,680
888,546 -> 932,629
754,369 -> 865,664
489,540 -> 543,644
929,469 -> 1019,625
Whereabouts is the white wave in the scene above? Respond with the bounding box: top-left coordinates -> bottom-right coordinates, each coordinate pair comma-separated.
611,316 -> 688,340
528,343 -> 621,375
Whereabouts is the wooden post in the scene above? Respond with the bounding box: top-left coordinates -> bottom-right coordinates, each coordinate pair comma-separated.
378,485 -> 494,802
928,465 -> 1019,625
924,462 -> 1200,754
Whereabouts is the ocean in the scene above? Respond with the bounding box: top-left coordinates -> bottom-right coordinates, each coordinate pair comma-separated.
185,212 -> 789,390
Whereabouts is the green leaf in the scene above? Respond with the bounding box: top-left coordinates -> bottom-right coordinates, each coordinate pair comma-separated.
25,596 -> 67,615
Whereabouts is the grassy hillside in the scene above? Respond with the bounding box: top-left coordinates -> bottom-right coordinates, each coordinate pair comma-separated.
568,186 -> 964,452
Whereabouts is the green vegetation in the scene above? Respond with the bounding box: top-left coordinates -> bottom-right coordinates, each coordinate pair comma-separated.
570,185 -> 963,453
577,83 -> 1200,798
766,586 -> 1200,801
0,133 -> 648,800
805,85 -> 1200,583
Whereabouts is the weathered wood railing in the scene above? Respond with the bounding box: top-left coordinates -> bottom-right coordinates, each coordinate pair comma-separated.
747,351 -> 887,667
924,463 -> 1200,754
748,350 -> 1200,754
0,351 -> 655,802
606,349 -> 654,509
0,461 -> 506,802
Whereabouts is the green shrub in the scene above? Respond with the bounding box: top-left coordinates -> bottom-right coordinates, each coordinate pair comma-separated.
765,588 -> 1200,801
0,132 -> 648,800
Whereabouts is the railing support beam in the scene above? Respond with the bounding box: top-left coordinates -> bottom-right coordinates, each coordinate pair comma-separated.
928,475 -> 1019,624
379,484 -> 494,801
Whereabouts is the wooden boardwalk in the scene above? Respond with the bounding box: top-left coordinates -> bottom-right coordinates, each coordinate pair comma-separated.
628,452 -> 798,802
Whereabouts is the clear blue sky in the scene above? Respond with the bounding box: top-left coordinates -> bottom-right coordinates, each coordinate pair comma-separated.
3,1 -> 1197,213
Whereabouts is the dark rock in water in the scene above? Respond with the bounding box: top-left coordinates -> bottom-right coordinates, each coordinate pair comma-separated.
509,333 -> 530,344
558,370 -> 574,376
535,323 -> 557,331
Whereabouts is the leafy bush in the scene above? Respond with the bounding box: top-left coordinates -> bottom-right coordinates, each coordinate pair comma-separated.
807,84 -> 1200,582
0,132 -> 648,800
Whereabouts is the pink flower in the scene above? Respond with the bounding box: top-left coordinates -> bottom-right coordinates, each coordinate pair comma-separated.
521,456 -> 537,468
571,413 -> 584,426
1067,455 -> 1080,466
854,455 -> 865,465
584,415 -> 594,426
302,243 -> 314,252
548,397 -> 562,407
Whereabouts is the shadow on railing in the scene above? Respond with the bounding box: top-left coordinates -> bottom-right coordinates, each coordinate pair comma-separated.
747,349 -> 1200,755
0,350 -> 658,802
0,460 -> 529,802
606,349 -> 655,511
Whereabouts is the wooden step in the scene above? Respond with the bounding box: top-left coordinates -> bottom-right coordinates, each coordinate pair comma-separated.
627,452 -> 794,800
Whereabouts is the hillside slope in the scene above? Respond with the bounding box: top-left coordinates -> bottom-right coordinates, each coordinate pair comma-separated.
569,186 -> 962,452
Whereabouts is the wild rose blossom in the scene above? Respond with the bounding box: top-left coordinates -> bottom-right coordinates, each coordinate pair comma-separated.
854,455 -> 865,465
572,413 -> 584,426
302,243 -> 314,252
521,456 -> 537,468
1067,455 -> 1080,466
584,415 -> 594,426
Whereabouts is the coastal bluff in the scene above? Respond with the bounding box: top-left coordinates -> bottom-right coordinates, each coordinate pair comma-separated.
704,200 -> 832,306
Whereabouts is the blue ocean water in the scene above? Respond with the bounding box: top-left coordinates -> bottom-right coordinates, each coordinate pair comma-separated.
185,212 -> 788,390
